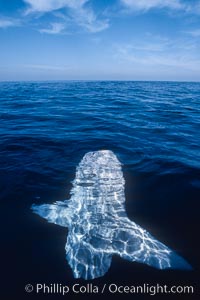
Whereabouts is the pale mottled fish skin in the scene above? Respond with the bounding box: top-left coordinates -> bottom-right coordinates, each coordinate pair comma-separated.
32,150 -> 192,279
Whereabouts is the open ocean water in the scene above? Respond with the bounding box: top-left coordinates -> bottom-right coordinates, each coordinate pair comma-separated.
0,81 -> 200,299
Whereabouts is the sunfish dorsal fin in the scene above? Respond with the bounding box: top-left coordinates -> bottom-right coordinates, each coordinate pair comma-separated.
32,200 -> 72,228
112,220 -> 192,270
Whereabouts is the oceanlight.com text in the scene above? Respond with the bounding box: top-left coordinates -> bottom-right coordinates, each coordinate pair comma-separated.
25,283 -> 194,296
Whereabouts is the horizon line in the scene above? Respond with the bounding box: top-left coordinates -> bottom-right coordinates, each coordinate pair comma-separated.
0,79 -> 200,84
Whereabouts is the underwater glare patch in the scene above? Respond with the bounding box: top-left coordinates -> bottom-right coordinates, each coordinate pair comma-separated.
32,150 -> 191,279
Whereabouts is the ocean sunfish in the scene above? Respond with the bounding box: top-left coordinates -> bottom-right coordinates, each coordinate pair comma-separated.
32,150 -> 191,279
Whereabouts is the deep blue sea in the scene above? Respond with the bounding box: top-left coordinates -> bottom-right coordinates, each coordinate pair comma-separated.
0,81 -> 200,299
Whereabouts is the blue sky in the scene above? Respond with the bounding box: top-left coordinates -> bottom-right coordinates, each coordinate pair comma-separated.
0,0 -> 200,81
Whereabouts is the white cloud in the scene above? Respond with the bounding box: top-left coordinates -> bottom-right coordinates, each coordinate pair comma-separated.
23,0 -> 88,13
121,0 -> 184,11
186,29 -> 200,37
24,64 -> 72,71
114,39 -> 200,72
0,18 -> 19,28
185,1 -> 200,15
23,0 -> 108,33
39,22 -> 66,34
72,6 -> 109,33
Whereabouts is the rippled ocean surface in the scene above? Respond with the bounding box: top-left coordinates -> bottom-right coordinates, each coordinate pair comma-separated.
1,81 -> 200,299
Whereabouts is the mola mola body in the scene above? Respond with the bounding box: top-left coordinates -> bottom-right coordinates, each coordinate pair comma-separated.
32,150 -> 191,279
